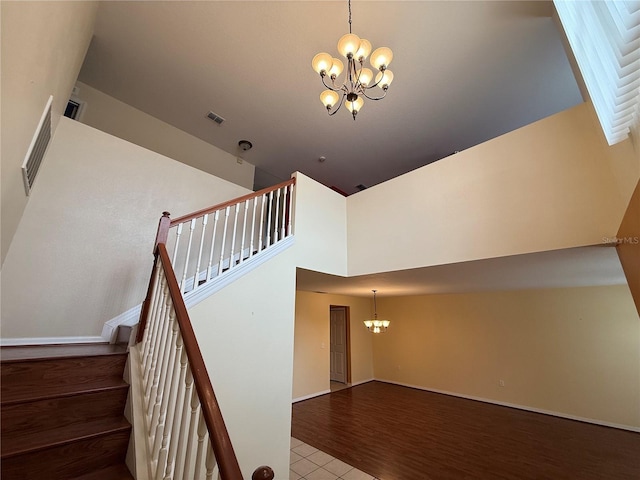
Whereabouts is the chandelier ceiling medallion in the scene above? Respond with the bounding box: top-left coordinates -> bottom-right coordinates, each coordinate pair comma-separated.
364,290 -> 390,334
311,0 -> 394,120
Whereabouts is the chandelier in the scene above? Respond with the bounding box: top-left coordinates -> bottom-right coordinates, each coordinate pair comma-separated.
311,0 -> 394,120
364,290 -> 390,334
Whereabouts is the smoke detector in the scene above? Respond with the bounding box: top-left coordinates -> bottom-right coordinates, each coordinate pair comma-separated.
238,140 -> 253,151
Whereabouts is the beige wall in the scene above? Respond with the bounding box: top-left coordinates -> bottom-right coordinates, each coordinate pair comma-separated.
373,285 -> 640,429
1,1 -> 98,265
347,103 -> 639,276
188,248 -> 297,479
292,291 -> 374,400
1,118 -> 250,339
73,81 -> 255,190
617,180 -> 640,316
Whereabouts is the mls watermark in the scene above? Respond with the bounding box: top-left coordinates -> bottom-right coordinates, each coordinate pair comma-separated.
603,236 -> 639,245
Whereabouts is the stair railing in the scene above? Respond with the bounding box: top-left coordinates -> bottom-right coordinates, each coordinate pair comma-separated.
134,179 -> 297,480
160,178 -> 295,296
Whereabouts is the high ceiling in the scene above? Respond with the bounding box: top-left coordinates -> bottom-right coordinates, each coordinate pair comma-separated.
79,0 -> 583,194
77,1 -> 620,296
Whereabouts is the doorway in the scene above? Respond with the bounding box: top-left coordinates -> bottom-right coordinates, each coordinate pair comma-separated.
329,306 -> 351,388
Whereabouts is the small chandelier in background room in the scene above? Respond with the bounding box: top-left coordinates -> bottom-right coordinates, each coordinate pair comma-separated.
311,0 -> 394,120
364,290 -> 390,334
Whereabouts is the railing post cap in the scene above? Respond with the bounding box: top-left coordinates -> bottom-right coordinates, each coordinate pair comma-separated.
251,466 -> 275,480
162,211 -> 171,217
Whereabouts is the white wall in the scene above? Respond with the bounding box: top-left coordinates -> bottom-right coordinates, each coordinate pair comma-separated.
1,1 -> 99,265
74,81 -> 255,190
292,172 -> 348,277
1,118 -> 250,340
347,103 -> 639,276
188,248 -> 297,479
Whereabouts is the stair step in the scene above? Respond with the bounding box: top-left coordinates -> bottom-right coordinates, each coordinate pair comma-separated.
70,463 -> 134,480
2,416 -> 131,458
1,343 -> 127,362
1,353 -> 128,404
0,424 -> 131,480
2,384 -> 129,440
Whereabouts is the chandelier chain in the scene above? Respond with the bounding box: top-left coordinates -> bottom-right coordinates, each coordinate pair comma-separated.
348,0 -> 352,34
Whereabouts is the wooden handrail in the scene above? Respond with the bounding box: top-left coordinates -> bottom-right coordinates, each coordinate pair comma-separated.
156,243 -> 244,480
170,177 -> 295,226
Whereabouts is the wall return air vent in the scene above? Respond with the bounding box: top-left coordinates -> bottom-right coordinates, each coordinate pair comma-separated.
22,95 -> 53,195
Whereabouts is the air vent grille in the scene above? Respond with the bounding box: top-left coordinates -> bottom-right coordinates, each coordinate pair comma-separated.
22,95 -> 53,195
207,111 -> 225,125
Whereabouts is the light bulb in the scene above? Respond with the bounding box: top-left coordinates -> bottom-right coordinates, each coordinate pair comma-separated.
375,70 -> 394,89
370,47 -> 393,70
373,326 -> 381,334
328,58 -> 344,78
346,96 -> 364,113
381,320 -> 390,328
364,320 -> 373,328
337,33 -> 361,58
355,39 -> 372,61
320,90 -> 340,109
358,68 -> 374,87
312,53 -> 333,75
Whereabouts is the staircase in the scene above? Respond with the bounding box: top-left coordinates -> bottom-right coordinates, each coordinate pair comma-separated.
1,343 -> 134,480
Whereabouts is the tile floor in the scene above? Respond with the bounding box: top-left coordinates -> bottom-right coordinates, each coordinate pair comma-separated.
290,437 -> 379,480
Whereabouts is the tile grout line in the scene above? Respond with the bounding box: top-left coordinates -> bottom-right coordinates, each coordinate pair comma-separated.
290,437 -> 380,480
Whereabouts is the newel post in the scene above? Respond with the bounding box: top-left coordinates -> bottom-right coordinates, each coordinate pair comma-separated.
155,211 -> 171,249
251,466 -> 275,480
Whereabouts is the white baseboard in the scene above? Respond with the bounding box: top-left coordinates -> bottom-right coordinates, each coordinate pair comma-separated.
184,236 -> 294,309
351,378 -> 374,387
1,335 -> 106,346
101,304 -> 142,343
292,389 -> 331,403
375,379 -> 640,433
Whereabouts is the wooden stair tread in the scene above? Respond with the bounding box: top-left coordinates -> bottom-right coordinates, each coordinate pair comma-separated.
1,375 -> 129,406
2,416 -> 131,458
1,343 -> 127,362
69,463 -> 134,480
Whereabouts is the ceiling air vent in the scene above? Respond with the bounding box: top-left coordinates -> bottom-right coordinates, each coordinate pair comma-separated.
206,111 -> 225,125
22,95 -> 53,196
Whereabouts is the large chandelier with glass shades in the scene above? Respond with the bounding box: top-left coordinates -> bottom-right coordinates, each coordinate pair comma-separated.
311,0 -> 394,120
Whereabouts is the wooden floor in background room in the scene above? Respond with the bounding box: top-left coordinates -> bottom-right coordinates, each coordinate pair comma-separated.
291,381 -> 640,480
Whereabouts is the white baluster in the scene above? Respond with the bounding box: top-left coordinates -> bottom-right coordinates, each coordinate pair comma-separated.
143,280 -> 169,402
142,260 -> 163,371
163,335 -> 188,480
175,368 -> 196,480
193,214 -> 208,290
153,315 -> 180,478
239,200 -> 249,264
274,187 -> 282,242
229,203 -> 240,270
150,309 -> 177,440
287,183 -> 294,236
265,191 -> 273,247
258,194 -> 266,251
206,210 -> 220,283
146,281 -> 171,410
180,219 -> 196,293
218,207 -> 230,275
193,413 -> 207,479
171,223 -> 183,266
249,197 -> 258,258
205,441 -> 218,480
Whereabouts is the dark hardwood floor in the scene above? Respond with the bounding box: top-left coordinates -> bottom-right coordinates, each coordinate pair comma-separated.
291,381 -> 640,480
